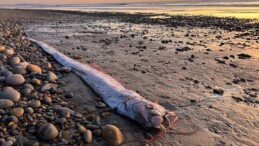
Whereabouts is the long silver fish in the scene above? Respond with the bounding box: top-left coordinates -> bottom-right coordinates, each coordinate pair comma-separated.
27,38 -> 176,129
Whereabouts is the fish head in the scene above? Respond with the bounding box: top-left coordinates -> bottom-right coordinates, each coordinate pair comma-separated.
138,101 -> 175,129
142,102 -> 177,130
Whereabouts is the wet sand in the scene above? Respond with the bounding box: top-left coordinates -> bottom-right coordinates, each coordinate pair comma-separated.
0,9 -> 259,146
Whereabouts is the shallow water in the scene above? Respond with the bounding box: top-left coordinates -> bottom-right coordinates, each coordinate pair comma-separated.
1,2 -> 259,19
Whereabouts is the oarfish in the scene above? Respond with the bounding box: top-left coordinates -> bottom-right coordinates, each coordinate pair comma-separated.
27,38 -> 176,129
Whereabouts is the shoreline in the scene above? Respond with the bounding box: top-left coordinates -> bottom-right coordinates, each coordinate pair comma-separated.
1,8 -> 259,30
1,9 -> 259,146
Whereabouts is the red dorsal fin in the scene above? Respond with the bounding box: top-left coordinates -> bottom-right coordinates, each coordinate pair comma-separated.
89,63 -> 104,72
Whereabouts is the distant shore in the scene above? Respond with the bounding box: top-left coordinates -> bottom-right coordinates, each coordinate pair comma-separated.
0,9 -> 258,146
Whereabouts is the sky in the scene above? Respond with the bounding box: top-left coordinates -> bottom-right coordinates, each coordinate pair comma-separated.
0,0 -> 173,5
0,0 -> 255,4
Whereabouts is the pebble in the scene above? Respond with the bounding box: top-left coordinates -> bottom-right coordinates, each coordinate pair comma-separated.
7,116 -> 19,123
29,100 -> 41,108
0,99 -> 14,108
83,130 -> 92,144
57,67 -> 71,73
0,109 -> 6,114
56,118 -> 67,125
10,107 -> 24,117
0,46 -> 6,52
31,78 -> 41,85
23,83 -> 34,90
6,137 -> 16,143
21,88 -> 32,95
42,62 -> 52,69
85,124 -> 99,130
47,71 -> 58,83
52,105 -> 75,116
61,130 -> 70,138
12,66 -> 27,75
1,141 -> 13,146
3,49 -> 14,56
43,96 -> 52,105
10,56 -> 20,66
24,140 -> 40,146
0,76 -> 6,82
93,129 -> 102,137
213,87 -> 224,95
26,64 -> 42,74
102,124 -> 123,145
24,107 -> 34,114
18,62 -> 29,69
78,125 -> 87,134
41,83 -> 56,92
64,92 -> 74,98
96,102 -> 106,108
2,70 -> 13,77
38,123 -> 59,140
0,87 -> 21,102
5,74 -> 25,86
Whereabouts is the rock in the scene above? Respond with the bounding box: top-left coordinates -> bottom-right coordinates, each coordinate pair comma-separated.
47,71 -> 57,83
0,99 -> 14,108
0,87 -> 21,102
6,137 -> 16,143
6,116 -> 19,123
78,125 -> 87,134
21,88 -> 32,95
93,129 -> 102,137
64,92 -> 74,98
29,100 -> 41,108
57,67 -> 71,73
0,76 -> 6,82
10,107 -> 24,117
23,83 -> 34,90
38,123 -> 59,140
0,138 -> 5,143
26,64 -> 42,74
24,107 -> 34,114
0,109 -> 6,114
83,130 -> 92,144
85,124 -> 99,130
0,46 -> 6,52
10,56 -> 20,66
31,78 -> 41,85
24,140 -> 40,146
2,70 -> 13,77
1,140 -> 13,146
56,118 -> 67,125
61,130 -> 70,138
12,66 -> 27,75
102,124 -> 123,145
96,102 -> 106,108
42,62 -> 52,69
5,74 -> 25,86
213,87 -> 224,95
237,53 -> 252,59
41,83 -> 57,92
43,96 -> 52,105
52,105 -> 75,116
3,49 -> 14,56
18,62 -> 29,69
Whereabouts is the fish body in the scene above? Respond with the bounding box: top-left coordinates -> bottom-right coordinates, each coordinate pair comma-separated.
28,38 -> 174,129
